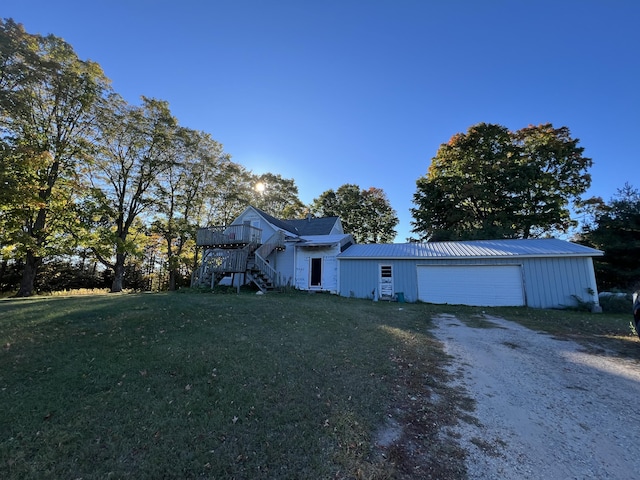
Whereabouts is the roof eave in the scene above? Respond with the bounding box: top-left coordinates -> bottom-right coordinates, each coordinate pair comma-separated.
338,252 -> 604,260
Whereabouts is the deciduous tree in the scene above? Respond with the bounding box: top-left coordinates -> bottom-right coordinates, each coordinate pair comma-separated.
311,184 -> 398,243
199,161 -> 253,227
251,172 -> 306,219
83,95 -> 176,292
0,19 -> 109,296
411,123 -> 592,241
151,128 -> 228,290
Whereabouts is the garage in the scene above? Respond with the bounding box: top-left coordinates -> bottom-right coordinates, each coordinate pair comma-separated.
337,239 -> 602,308
417,264 -> 525,306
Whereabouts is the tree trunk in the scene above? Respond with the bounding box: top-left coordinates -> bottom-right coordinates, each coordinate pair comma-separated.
168,269 -> 177,291
0,259 -> 6,291
111,253 -> 126,292
166,239 -> 176,291
16,251 -> 41,297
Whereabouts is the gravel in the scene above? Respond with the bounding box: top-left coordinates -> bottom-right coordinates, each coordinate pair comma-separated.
431,313 -> 640,480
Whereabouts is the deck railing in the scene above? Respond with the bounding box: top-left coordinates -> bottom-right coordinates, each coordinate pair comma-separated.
196,224 -> 262,246
201,247 -> 251,273
194,226 -> 286,291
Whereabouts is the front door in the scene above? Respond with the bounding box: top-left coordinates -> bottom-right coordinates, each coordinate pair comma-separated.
310,258 -> 322,287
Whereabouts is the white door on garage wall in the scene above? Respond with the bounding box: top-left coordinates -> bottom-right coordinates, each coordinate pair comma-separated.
417,265 -> 525,307
379,264 -> 394,299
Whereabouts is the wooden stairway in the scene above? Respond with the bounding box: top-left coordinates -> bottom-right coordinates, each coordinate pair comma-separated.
246,254 -> 275,293
191,230 -> 285,293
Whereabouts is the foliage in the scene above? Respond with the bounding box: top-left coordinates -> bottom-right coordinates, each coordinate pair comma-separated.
151,128 -> 228,290
199,161 -> 254,227
597,293 -> 633,314
81,95 -> 178,292
311,184 -> 399,243
411,123 -> 592,241
251,172 -> 306,219
0,18 -> 110,296
577,183 -> 640,291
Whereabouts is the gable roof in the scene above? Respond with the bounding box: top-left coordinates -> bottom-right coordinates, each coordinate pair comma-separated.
338,238 -> 603,259
251,207 -> 340,236
249,207 -> 298,234
286,216 -> 340,235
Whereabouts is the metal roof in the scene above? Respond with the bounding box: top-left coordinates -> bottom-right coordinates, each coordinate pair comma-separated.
337,238 -> 603,259
292,234 -> 353,247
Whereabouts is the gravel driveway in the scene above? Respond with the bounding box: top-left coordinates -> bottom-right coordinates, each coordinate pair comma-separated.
431,314 -> 640,480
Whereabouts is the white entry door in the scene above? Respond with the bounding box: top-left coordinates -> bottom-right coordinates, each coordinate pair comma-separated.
379,264 -> 394,299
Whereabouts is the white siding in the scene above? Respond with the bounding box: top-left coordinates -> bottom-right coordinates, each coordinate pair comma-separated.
271,246 -> 295,287
323,256 -> 338,293
233,210 -> 275,242
294,245 -> 340,293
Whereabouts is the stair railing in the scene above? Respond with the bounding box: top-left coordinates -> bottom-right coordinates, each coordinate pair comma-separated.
254,253 -> 280,287
253,230 -> 285,288
255,230 -> 285,257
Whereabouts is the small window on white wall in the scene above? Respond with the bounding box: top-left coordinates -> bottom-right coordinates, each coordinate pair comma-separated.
379,264 -> 393,298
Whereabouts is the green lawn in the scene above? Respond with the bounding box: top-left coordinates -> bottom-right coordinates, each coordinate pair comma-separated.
1,291 -> 637,479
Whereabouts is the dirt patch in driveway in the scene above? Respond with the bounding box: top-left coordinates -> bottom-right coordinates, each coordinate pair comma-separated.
432,313 -> 640,479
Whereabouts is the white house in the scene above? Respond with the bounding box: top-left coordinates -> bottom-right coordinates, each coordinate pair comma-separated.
193,206 -> 354,293
193,208 -> 604,310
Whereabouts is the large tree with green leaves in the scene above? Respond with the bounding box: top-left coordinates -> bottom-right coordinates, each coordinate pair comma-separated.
82,95 -> 177,292
311,184 -> 398,243
151,128 -> 229,290
577,183 -> 640,291
251,172 -> 306,219
0,18 -> 110,296
411,123 -> 592,241
199,161 -> 254,227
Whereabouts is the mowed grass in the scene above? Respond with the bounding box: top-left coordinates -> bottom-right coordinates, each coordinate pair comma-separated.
487,305 -> 640,357
1,292 -> 637,480
0,292 -> 470,479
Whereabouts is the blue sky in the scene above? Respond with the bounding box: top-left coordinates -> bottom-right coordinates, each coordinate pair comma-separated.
5,0 -> 639,241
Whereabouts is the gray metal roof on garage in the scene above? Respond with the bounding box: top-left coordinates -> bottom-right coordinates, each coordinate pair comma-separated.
337,238 -> 603,259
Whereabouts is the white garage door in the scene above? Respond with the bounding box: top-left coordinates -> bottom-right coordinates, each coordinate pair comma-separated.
417,265 -> 525,307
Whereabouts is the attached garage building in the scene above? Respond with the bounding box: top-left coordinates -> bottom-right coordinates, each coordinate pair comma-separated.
337,239 -> 603,309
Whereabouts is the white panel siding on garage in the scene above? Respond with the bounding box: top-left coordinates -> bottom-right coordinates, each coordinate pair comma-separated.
339,259 -> 378,299
338,259 -> 421,302
339,255 -> 599,309
522,256 -> 598,308
417,264 -> 525,307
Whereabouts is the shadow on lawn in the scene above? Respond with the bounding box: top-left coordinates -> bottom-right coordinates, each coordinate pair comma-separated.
0,293 -> 473,479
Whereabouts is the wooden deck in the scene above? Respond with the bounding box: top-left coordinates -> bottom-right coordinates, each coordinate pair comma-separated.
196,224 -> 262,247
193,226 -> 287,292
